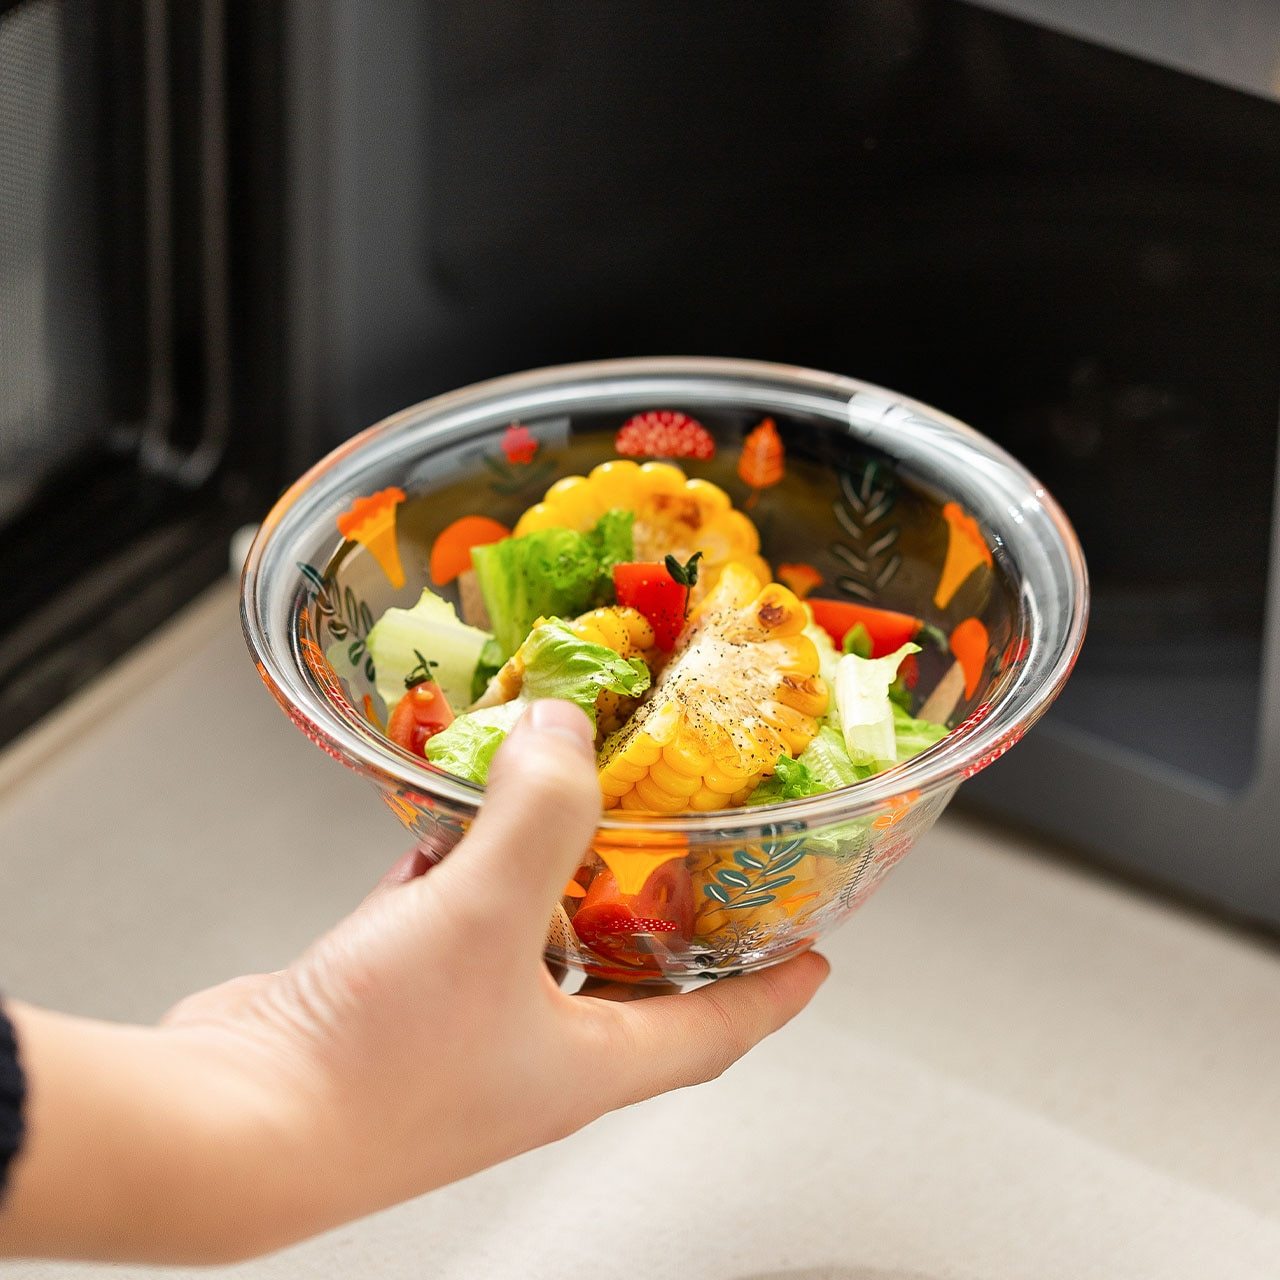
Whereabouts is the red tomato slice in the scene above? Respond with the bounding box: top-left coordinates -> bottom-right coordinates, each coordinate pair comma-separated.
613,561 -> 689,651
807,598 -> 923,657
387,681 -> 455,757
572,862 -> 696,970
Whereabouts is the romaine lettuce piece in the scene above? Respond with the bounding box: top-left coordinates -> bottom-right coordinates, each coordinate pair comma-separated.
833,643 -> 919,770
425,619 -> 649,785
748,694 -> 949,807
892,702 -> 949,761
800,724 -> 875,791
471,510 -> 635,661
365,587 -> 491,712
746,754 -> 823,806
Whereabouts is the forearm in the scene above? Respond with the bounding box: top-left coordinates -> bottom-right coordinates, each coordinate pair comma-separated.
0,1002 -> 311,1264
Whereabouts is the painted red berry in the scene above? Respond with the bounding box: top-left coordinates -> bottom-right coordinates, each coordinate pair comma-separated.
615,410 -> 715,461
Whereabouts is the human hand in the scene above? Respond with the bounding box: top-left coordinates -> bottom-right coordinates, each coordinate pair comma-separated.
1,700 -> 827,1263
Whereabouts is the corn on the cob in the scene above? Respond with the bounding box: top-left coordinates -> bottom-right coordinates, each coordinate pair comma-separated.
597,563 -> 827,813
514,460 -> 770,598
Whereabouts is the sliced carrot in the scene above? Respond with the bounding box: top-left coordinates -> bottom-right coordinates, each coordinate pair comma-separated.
949,617 -> 990,699
430,515 -> 511,584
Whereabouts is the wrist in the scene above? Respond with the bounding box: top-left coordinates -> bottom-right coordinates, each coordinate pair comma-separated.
0,1003 -> 321,1264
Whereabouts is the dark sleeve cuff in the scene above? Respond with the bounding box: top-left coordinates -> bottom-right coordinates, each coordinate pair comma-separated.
0,998 -> 25,1201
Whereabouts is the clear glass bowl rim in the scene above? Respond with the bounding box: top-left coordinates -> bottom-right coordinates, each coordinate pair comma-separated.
241,356 -> 1089,835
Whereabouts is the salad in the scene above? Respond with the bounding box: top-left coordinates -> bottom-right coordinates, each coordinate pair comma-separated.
362,457 -> 951,968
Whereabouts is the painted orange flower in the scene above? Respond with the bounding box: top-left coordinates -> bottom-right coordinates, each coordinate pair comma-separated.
873,790 -> 921,830
336,487 -> 407,589
949,617 -> 990,699
934,502 -> 993,609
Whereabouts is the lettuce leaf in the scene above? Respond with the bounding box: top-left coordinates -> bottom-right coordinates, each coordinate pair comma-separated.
419,704 -> 519,785
746,704 -> 948,808
800,725 -> 875,790
365,587 -> 492,712
471,511 -> 634,661
833,643 -> 919,770
425,619 -> 649,785
746,754 -> 824,806
892,703 -> 949,761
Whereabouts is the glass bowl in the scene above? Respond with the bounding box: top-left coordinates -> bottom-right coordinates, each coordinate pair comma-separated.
241,358 -> 1087,985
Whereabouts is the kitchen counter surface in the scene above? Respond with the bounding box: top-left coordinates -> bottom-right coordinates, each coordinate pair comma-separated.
2,584 -> 1278,1279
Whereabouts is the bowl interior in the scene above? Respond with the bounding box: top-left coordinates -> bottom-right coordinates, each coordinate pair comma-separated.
285,376 -> 1034,773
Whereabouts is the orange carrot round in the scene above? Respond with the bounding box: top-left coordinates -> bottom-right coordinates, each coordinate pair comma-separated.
429,515 -> 511,584
949,617 -> 990,699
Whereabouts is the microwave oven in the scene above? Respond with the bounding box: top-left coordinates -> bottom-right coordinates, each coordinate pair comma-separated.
2,0 -> 1277,927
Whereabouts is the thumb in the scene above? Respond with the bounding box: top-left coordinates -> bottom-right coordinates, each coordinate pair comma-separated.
430,700 -> 601,953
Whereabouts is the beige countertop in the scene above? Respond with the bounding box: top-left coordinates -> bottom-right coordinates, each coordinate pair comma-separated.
2,583 -> 1279,1278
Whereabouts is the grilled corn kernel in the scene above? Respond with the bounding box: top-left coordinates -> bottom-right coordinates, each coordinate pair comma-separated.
596,562 -> 825,814
514,460 -> 770,596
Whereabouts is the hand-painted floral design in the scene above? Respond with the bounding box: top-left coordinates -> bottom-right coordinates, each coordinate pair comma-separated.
831,461 -> 900,601
484,423 -> 555,495
934,502 -> 993,609
949,617 -> 990,699
737,416 -> 784,506
501,422 -> 539,464
872,790 -> 921,830
614,410 -> 716,461
297,562 -> 377,682
336,487 -> 406,589
777,562 -> 823,599
590,829 -> 688,896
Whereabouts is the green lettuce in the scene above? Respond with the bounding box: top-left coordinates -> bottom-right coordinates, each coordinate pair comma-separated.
425,619 -> 649,785
746,705 -> 948,807
471,510 -> 634,661
365,587 -> 491,712
833,642 -> 920,770
746,754 -> 825,806
892,703 -> 949,760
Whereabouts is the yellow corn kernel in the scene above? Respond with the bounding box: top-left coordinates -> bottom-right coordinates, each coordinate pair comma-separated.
599,772 -> 634,798
649,757 -> 704,798
514,460 -> 768,593
688,787 -> 725,811
776,673 -> 830,718
624,780 -> 686,813
662,736 -> 713,776
586,459 -> 642,507
595,567 -> 825,814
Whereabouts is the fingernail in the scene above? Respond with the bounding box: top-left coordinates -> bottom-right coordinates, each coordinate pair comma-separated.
522,699 -> 595,759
